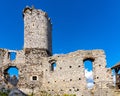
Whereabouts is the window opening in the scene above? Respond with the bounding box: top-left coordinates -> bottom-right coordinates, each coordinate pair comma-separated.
112,70 -> 116,86
118,70 -> 120,74
51,62 -> 56,71
84,59 -> 94,89
9,52 -> 16,60
4,66 -> 19,86
32,76 -> 37,80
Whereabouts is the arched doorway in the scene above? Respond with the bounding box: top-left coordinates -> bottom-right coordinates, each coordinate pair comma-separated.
4,66 -> 19,86
84,58 -> 94,89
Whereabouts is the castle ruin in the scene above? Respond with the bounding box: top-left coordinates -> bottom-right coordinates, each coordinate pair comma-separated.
0,6 -> 119,96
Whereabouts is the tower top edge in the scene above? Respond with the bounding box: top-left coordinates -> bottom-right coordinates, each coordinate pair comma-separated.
23,6 -> 47,17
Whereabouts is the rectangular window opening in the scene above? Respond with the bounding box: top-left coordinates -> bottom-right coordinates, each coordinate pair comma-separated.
9,52 -> 16,61
32,76 -> 37,80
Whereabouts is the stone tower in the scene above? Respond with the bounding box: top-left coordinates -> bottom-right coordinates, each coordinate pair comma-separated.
17,7 -> 53,92
23,6 -> 52,55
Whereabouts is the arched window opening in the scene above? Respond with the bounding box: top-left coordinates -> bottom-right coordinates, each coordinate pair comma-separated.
84,59 -> 94,89
51,62 -> 56,71
4,66 -> 19,86
49,59 -> 57,71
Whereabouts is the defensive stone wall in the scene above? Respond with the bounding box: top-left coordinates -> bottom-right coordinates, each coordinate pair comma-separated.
42,50 -> 113,95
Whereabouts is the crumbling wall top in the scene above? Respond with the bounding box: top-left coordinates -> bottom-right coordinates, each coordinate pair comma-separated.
52,49 -> 105,58
23,6 -> 48,17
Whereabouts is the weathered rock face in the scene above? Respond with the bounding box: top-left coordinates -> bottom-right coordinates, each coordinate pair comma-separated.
0,7 -> 114,96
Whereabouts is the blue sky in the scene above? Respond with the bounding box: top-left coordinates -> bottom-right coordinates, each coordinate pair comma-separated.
0,0 -> 120,72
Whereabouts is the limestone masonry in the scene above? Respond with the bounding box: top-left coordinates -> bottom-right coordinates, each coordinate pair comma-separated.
0,6 -> 119,96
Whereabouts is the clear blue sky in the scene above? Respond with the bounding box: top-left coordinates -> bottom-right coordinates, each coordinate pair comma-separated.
0,0 -> 120,69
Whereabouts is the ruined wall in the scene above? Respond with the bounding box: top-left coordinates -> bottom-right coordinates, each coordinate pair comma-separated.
0,49 -> 6,67
42,50 -> 113,96
19,48 -> 48,92
0,49 -> 113,95
0,48 -> 45,93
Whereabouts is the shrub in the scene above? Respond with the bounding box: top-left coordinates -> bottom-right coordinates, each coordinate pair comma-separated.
0,91 -> 9,96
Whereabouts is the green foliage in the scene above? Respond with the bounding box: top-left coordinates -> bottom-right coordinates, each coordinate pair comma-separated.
54,95 -> 60,96
28,91 -> 52,96
0,88 -> 10,96
40,91 -> 52,96
28,94 -> 34,96
0,91 -> 9,96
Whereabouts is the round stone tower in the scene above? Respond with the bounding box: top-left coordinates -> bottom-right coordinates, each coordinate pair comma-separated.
23,6 -> 52,55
